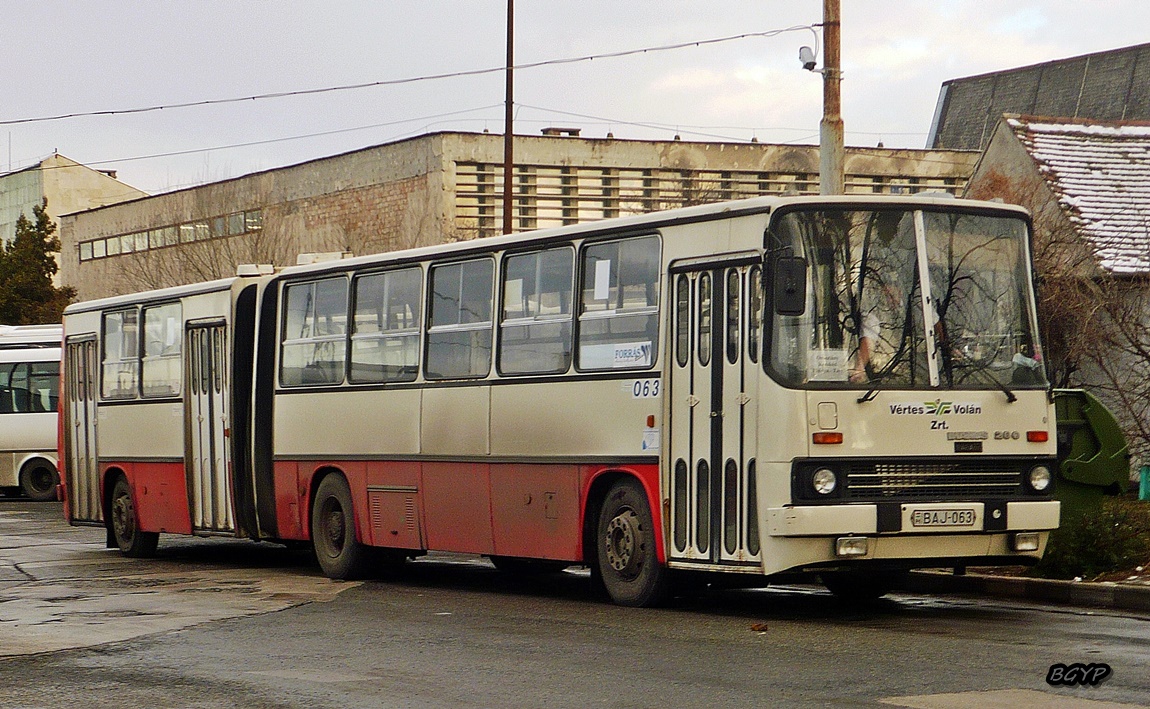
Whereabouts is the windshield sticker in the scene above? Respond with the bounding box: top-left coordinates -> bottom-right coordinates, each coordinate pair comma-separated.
807,349 -> 848,381
614,342 -> 652,367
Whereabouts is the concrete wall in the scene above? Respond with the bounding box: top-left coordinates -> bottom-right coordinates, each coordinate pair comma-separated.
61,136 -> 450,300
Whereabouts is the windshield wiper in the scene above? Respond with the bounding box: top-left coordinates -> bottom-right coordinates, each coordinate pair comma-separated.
857,373 -> 888,403
954,360 -> 1017,403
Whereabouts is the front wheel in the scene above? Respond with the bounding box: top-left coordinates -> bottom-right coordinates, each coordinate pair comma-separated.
109,477 -> 159,557
596,478 -> 669,607
312,474 -> 370,580
20,462 -> 59,502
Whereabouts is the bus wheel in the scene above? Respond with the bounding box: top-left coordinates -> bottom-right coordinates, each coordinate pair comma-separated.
20,462 -> 59,502
820,570 -> 904,601
312,475 -> 370,580
110,477 -> 159,558
596,479 -> 669,607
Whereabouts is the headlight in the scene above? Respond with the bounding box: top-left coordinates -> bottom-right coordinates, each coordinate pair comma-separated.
812,468 -> 838,495
1027,465 -> 1052,492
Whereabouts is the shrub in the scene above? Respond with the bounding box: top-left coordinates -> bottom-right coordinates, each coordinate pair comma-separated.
1032,495 -> 1150,580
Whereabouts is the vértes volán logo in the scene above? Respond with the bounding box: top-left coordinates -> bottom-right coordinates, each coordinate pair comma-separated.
888,400 -> 983,416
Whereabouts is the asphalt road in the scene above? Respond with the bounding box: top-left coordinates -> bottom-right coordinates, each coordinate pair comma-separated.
1,499 -> 1148,708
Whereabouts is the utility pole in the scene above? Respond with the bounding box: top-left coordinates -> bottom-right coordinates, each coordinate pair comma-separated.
502,0 -> 515,234
819,0 -> 845,195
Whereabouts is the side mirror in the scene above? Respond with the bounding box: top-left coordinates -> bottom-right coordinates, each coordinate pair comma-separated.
774,256 -> 807,316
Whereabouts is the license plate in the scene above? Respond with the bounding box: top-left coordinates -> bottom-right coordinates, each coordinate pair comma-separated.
910,508 -> 976,528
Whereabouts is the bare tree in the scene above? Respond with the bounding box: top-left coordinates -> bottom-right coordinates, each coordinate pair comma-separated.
969,170 -> 1150,466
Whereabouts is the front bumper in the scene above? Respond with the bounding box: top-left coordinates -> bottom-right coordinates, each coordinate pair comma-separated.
767,500 -> 1060,537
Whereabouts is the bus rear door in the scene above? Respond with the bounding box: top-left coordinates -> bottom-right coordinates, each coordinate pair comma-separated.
186,323 -> 235,533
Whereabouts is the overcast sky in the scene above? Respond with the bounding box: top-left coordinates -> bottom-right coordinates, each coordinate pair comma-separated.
3,1 -> 1148,195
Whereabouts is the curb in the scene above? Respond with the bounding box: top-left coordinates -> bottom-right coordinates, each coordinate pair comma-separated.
903,570 -> 1150,613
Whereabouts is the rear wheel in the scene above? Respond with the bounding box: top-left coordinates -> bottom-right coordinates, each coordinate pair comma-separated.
110,477 -> 159,557
312,474 -> 370,580
596,478 -> 669,607
20,461 -> 59,502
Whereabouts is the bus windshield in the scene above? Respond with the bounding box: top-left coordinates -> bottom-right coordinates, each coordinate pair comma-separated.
768,207 -> 1047,391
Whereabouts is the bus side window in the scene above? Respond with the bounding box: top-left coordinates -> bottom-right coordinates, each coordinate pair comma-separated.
577,235 -> 661,370
28,362 -> 60,412
351,267 -> 422,383
499,246 -> 574,375
141,302 -> 182,397
426,258 -> 494,379
0,363 -> 13,413
280,277 -> 349,387
102,309 -> 140,400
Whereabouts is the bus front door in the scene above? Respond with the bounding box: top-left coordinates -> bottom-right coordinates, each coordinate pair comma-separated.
186,324 -> 236,534
65,337 -> 101,523
668,264 -> 762,567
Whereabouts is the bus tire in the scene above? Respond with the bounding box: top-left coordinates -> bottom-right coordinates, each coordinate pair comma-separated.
312,474 -> 370,580
596,478 -> 669,607
110,477 -> 159,558
19,461 -> 59,502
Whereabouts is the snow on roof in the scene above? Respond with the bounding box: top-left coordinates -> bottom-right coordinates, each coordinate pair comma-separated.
1008,116 -> 1150,274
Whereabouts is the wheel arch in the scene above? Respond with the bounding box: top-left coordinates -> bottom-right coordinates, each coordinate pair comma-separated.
16,454 -> 61,501
581,467 -> 666,566
16,453 -> 58,478
306,464 -> 355,543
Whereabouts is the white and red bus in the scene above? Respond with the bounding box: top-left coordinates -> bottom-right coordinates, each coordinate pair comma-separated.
1,324 -> 62,501
60,194 -> 1060,606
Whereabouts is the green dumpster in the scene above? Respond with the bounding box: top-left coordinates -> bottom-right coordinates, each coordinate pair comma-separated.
1053,389 -> 1130,519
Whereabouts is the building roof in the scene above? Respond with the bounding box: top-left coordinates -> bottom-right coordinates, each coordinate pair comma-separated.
929,43 -> 1150,151
1008,115 -> 1150,274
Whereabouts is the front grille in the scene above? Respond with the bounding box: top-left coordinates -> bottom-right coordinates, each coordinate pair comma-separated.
845,461 -> 1022,500
791,457 -> 1049,503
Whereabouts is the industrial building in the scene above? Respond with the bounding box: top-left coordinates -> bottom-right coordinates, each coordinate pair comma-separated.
60,130 -> 978,301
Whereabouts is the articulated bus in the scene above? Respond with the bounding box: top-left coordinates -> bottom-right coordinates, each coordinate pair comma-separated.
1,324 -> 62,501
60,194 -> 1060,606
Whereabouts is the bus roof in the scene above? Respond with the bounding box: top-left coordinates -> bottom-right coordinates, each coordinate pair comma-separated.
270,193 -> 1030,282
0,324 -> 63,349
63,276 -> 242,316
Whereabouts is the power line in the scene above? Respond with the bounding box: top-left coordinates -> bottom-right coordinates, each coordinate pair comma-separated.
87,104 -> 505,167
0,26 -> 818,127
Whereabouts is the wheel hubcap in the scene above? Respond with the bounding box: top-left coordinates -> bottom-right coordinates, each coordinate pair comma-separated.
324,505 -> 346,553
605,509 -> 642,577
30,469 -> 53,494
112,494 -> 134,541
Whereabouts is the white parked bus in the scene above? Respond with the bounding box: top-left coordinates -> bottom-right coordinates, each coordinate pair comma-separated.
1,324 -> 62,501
60,195 -> 1060,606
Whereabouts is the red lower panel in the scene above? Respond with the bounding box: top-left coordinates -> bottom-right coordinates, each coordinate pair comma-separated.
490,464 -> 580,560
421,462 -> 495,554
279,459 -> 665,565
105,461 -> 191,535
